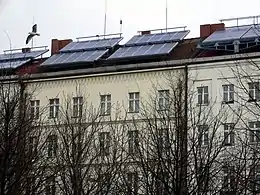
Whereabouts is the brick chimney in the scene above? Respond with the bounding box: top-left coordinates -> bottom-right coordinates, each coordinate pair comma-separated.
200,23 -> 225,38
141,30 -> 151,35
22,47 -> 31,53
51,39 -> 72,55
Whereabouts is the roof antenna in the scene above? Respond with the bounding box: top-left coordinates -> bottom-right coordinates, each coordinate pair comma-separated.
165,0 -> 168,32
32,16 -> 35,48
103,0 -> 107,38
120,18 -> 123,35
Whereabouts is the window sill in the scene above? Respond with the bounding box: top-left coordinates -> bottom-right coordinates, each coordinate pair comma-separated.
224,143 -> 234,147
222,101 -> 234,104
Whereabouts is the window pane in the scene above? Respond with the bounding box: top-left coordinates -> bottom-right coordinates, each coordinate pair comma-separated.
129,93 -> 134,99
129,100 -> 134,112
204,86 -> 208,93
107,95 -> 111,102
223,85 -> 228,92
135,100 -> 139,112
198,94 -> 202,104
204,94 -> 209,104
101,96 -> 105,102
135,92 -> 139,99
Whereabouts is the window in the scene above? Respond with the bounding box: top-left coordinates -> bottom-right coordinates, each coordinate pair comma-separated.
197,86 -> 209,105
249,82 -> 260,101
127,172 -> 138,195
198,125 -> 209,146
224,123 -> 235,146
30,100 -> 40,119
47,135 -> 57,157
223,84 -> 234,103
223,166 -> 235,191
29,136 -> 37,154
45,176 -> 55,195
129,92 -> 140,113
49,98 -> 59,118
155,172 -> 169,195
158,128 -> 170,153
128,130 -> 139,154
250,165 -> 260,193
99,132 -> 110,156
158,90 -> 169,110
73,97 -> 83,117
98,173 -> 110,194
100,95 -> 111,116
249,121 -> 260,143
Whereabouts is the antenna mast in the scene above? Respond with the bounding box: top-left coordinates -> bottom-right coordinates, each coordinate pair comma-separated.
166,0 -> 168,32
104,0 -> 107,37
32,16 -> 35,48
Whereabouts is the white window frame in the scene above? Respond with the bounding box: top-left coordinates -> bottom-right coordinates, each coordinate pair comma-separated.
47,135 -> 57,158
129,92 -> 140,113
49,98 -> 59,118
249,82 -> 260,101
198,125 -> 209,146
249,121 -> 260,143
223,84 -> 234,103
72,96 -> 83,117
224,123 -> 235,146
30,100 -> 40,119
128,130 -> 139,154
158,90 -> 169,110
197,86 -> 209,105
99,132 -> 110,156
100,95 -> 111,116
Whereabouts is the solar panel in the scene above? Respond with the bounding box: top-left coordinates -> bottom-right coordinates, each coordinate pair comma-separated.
0,59 -> 30,69
108,42 -> 178,59
0,50 -> 48,61
60,37 -> 122,52
241,24 -> 260,39
41,50 -> 108,66
125,30 -> 189,46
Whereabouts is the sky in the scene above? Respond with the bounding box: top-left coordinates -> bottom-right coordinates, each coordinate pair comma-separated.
0,0 -> 260,55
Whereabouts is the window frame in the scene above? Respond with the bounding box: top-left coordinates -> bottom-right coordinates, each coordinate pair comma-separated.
198,125 -> 209,146
158,90 -> 170,111
197,86 -> 209,105
249,82 -> 260,101
128,130 -> 139,154
127,172 -> 139,195
99,132 -> 110,156
100,94 -> 111,116
47,135 -> 57,158
72,96 -> 83,118
249,121 -> 260,143
30,100 -> 40,119
49,98 -> 59,118
222,84 -> 234,103
128,92 -> 140,113
224,123 -> 235,146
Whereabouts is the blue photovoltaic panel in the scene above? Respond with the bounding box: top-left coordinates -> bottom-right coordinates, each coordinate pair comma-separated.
0,59 -> 30,69
125,30 -> 189,46
108,42 -> 178,59
41,49 -> 108,66
241,24 -> 260,39
60,37 -> 122,52
0,50 -> 48,61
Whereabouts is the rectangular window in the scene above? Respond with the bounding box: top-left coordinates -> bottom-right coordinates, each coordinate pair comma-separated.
30,100 -> 40,119
249,121 -> 260,143
100,95 -> 111,116
47,135 -> 57,157
198,125 -> 209,146
127,172 -> 138,195
45,176 -> 55,195
29,136 -> 37,154
158,128 -> 170,153
128,130 -> 139,154
249,82 -> 260,101
158,90 -> 169,110
99,132 -> 110,156
224,123 -> 235,146
129,92 -> 140,113
73,97 -> 83,117
49,98 -> 59,118
197,86 -> 209,105
223,166 -> 235,191
154,172 -> 169,195
223,84 -> 234,103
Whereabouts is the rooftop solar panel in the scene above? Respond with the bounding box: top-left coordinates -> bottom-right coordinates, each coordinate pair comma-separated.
0,49 -> 48,61
41,50 -> 108,66
108,42 -> 178,60
60,37 -> 122,52
241,24 -> 260,39
125,30 -> 189,46
0,59 -> 30,69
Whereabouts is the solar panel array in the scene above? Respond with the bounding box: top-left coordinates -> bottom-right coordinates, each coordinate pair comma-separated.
109,43 -> 178,59
108,30 -> 189,60
0,49 -> 48,69
42,37 -> 123,66
125,30 -> 189,46
60,37 -> 122,52
202,25 -> 260,44
42,50 -> 108,66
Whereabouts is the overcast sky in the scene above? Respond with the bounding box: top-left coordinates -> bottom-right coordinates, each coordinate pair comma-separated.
0,0 -> 260,54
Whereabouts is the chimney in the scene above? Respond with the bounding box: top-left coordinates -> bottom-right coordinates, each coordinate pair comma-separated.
22,47 -> 31,53
141,30 -> 151,35
51,39 -> 72,55
200,23 -> 225,38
